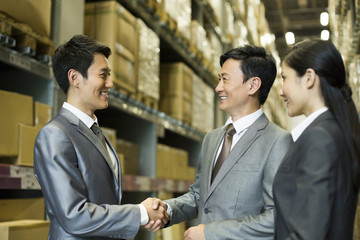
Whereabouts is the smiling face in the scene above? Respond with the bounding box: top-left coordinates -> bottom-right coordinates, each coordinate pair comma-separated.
215,58 -> 253,121
280,62 -> 308,117
73,53 -> 113,116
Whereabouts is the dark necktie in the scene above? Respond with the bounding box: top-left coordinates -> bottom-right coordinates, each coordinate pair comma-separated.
91,123 -> 107,150
211,124 -> 236,184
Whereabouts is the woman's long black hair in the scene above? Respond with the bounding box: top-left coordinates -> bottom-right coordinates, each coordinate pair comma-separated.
284,39 -> 360,190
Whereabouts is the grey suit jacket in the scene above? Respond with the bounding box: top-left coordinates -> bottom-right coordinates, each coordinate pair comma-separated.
273,111 -> 357,240
166,113 -> 292,239
34,108 -> 140,240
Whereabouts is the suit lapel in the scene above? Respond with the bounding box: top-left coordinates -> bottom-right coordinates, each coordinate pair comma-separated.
59,108 -> 120,186
206,114 -> 268,202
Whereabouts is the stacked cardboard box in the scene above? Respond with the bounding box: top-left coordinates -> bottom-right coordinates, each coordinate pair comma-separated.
116,139 -> 139,175
191,75 -> 215,133
85,1 -> 138,94
0,198 -> 45,222
0,0 -> 52,37
0,90 -> 52,166
156,144 -> 196,181
160,62 -> 193,125
0,219 -> 50,240
136,18 -> 160,101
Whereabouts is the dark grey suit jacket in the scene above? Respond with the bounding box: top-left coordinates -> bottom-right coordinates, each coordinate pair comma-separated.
273,111 -> 357,240
34,108 -> 140,240
166,113 -> 292,239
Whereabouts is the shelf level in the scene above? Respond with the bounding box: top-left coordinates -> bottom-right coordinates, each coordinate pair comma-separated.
0,45 -> 52,79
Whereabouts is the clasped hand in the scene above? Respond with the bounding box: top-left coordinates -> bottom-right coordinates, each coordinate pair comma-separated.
141,198 -> 169,231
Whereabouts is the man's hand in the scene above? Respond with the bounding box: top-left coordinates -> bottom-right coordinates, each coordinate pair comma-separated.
184,224 -> 205,240
141,198 -> 169,231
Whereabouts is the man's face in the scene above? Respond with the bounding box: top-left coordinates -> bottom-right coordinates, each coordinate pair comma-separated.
215,58 -> 251,121
77,53 -> 113,116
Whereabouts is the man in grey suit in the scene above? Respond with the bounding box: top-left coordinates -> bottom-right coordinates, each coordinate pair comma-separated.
34,35 -> 169,239
146,45 -> 292,239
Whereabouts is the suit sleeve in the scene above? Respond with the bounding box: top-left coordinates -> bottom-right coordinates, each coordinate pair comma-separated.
281,128 -> 338,240
204,132 -> 292,240
33,124 -> 140,239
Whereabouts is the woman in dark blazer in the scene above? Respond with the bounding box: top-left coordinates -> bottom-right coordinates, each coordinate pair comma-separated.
273,39 -> 360,240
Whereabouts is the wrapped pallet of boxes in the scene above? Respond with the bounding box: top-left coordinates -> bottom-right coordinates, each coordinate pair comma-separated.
159,0 -> 191,41
191,73 -> 204,132
0,219 -> 50,240
160,62 -> 193,125
203,83 -> 215,133
136,19 -> 160,107
85,1 -> 138,94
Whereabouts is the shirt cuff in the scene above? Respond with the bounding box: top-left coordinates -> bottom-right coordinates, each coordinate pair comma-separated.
165,202 -> 172,216
139,204 -> 149,226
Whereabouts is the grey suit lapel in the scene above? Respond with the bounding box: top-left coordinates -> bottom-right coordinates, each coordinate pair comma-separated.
59,108 -> 120,183
206,114 -> 269,201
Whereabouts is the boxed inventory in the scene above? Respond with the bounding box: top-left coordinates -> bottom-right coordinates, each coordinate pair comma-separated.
0,0 -> 51,37
0,90 -> 33,156
116,139 -> 139,175
0,219 -> 50,240
160,62 -> 193,125
85,1 -> 138,93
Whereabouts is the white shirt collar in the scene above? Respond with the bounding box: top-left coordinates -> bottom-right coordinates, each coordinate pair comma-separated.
63,102 -> 98,129
291,107 -> 328,142
224,108 -> 263,133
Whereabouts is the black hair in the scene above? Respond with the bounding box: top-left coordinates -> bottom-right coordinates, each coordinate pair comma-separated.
220,45 -> 277,105
52,34 -> 111,93
284,39 -> 360,189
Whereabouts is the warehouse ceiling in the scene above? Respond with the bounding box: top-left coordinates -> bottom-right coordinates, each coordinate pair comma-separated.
261,0 -> 329,59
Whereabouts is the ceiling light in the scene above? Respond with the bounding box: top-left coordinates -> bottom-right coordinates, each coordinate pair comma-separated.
320,12 -> 329,26
321,30 -> 330,40
285,32 -> 295,45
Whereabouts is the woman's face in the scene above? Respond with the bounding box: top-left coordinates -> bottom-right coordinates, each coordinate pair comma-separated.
280,62 -> 308,117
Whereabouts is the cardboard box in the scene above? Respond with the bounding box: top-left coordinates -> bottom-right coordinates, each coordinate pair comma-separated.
0,90 -> 33,156
85,1 -> 138,92
156,144 -> 172,179
0,0 -> 51,37
116,139 -> 139,175
17,124 -> 41,166
0,219 -> 50,240
101,127 -> 117,152
160,63 -> 193,124
34,102 -> 52,127
0,198 -> 45,221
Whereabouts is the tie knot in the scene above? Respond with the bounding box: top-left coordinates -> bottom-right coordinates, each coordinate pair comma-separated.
226,124 -> 236,136
91,123 -> 101,135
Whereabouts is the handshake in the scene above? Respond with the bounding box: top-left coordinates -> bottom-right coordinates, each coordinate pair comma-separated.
141,198 -> 169,231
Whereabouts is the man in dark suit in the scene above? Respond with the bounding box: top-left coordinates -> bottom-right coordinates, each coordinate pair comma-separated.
34,35 -> 169,239
147,45 -> 292,239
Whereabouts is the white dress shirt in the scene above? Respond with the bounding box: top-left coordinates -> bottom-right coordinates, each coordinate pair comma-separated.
291,107 -> 328,142
214,108 -> 264,164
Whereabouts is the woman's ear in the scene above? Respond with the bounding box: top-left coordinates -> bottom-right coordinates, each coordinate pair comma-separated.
305,68 -> 316,89
249,77 -> 262,95
68,69 -> 80,87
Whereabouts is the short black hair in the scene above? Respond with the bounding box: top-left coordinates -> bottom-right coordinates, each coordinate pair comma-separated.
52,34 -> 111,93
220,45 -> 277,105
